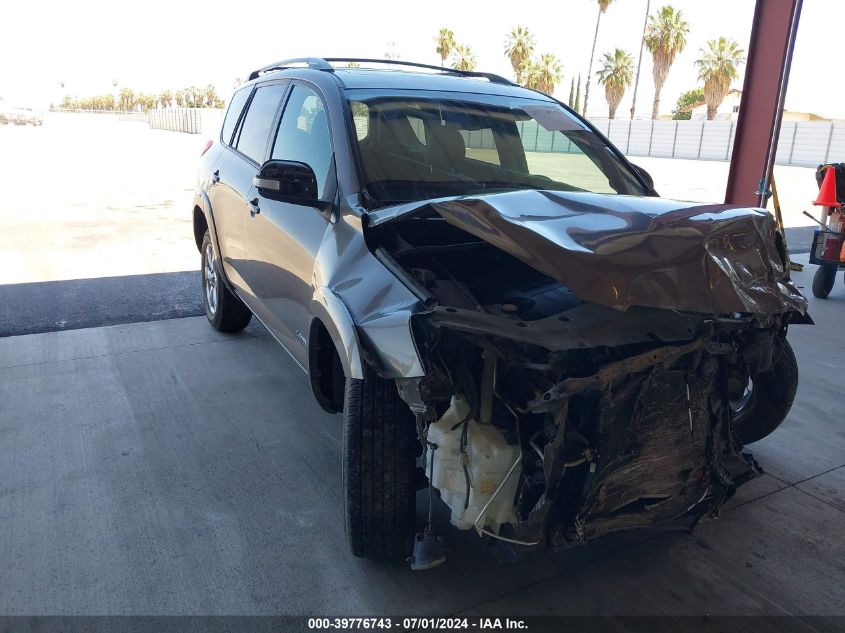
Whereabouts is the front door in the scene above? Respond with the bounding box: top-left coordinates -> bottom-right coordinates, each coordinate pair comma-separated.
244,84 -> 336,368
214,81 -> 289,297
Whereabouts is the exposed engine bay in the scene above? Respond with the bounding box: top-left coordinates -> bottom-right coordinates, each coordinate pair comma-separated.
367,190 -> 809,551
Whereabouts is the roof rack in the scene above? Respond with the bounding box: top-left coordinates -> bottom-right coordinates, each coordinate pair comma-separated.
247,57 -> 333,80
247,57 -> 517,86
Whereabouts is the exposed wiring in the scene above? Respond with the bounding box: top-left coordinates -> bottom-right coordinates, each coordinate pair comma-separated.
459,416 -> 472,511
473,401 -> 541,547
529,431 -> 545,463
426,439 -> 437,535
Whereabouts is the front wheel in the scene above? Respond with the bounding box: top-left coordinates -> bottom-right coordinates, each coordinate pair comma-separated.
200,231 -> 252,332
343,370 -> 417,560
731,338 -> 799,445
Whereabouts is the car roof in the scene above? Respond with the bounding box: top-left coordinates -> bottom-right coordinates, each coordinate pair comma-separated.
243,60 -> 555,102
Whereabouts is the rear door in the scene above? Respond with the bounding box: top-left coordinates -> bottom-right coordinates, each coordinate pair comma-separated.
243,83 -> 336,368
209,81 -> 288,294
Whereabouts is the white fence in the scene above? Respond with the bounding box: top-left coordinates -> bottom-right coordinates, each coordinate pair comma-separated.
148,108 -> 202,134
589,118 -> 844,167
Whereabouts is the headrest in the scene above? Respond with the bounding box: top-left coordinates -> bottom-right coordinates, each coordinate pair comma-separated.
430,124 -> 466,164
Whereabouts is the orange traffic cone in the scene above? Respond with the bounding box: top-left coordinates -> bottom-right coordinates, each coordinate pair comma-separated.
814,166 -> 840,207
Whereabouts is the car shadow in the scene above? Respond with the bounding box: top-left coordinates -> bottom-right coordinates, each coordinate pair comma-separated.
0,270 -> 203,337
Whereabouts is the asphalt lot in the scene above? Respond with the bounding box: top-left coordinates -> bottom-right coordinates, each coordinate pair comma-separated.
1,115 -> 843,623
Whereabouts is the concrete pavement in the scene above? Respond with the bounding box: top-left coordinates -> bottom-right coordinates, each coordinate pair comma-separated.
0,256 -> 843,618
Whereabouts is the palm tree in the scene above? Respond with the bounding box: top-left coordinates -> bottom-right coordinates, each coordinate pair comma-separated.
645,5 -> 689,119
118,87 -> 135,111
583,0 -> 614,116
695,37 -> 746,120
204,84 -> 218,108
596,48 -> 634,119
451,44 -> 477,72
574,75 -> 582,114
521,60 -> 539,90
504,26 -> 535,84
531,53 -> 563,96
435,28 -> 456,67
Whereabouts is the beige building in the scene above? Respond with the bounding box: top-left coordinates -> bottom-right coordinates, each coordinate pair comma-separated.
687,89 -> 826,121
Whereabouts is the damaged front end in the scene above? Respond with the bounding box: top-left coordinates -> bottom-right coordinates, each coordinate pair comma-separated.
367,189 -> 808,552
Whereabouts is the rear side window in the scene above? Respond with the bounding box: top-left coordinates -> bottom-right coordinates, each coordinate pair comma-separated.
235,84 -> 287,163
220,88 -> 251,146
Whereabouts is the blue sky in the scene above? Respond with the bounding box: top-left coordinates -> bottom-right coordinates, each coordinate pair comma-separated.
1,0 -> 841,119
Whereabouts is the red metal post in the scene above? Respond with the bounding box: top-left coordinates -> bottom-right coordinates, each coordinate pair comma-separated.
724,0 -> 802,207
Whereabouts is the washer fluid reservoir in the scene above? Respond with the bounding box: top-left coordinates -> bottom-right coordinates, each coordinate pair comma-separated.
426,396 -> 520,531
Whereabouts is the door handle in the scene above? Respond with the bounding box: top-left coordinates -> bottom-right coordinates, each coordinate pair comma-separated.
211,169 -> 220,183
248,198 -> 261,217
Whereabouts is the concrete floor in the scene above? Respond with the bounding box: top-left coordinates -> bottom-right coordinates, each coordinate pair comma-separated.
0,255 -> 843,618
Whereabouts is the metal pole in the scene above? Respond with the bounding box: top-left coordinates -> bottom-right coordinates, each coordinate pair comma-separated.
824,121 -> 834,164
671,121 -> 679,157
697,120 -> 705,159
724,0 -> 803,207
726,121 -> 735,160
788,122 -> 798,164
629,0 -> 651,120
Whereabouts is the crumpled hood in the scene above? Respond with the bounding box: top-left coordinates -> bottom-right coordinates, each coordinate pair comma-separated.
418,190 -> 807,315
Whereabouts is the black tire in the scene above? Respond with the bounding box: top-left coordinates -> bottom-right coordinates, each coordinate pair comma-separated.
200,231 -> 252,332
812,264 -> 837,299
343,370 -> 417,560
732,338 -> 799,445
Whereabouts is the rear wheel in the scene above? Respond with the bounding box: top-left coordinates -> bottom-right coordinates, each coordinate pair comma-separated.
812,264 -> 837,299
200,231 -> 252,332
731,338 -> 799,444
343,370 -> 417,560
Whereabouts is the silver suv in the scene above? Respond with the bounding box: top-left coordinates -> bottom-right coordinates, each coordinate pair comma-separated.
192,58 -> 808,565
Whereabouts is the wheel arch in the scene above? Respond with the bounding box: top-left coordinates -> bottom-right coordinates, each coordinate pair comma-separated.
308,288 -> 366,413
192,189 -> 219,253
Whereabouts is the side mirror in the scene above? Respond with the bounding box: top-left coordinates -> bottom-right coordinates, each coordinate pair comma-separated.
253,160 -> 326,208
631,163 -> 655,190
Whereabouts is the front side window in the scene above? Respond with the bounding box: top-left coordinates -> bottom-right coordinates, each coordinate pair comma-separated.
235,83 -> 287,163
347,91 -> 647,206
271,85 -> 334,199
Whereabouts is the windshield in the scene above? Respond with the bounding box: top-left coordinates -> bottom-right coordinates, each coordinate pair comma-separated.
346,89 -> 648,207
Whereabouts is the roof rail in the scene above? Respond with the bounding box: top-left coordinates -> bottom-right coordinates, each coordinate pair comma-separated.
247,57 -> 517,86
247,57 -> 333,80
325,58 -> 517,86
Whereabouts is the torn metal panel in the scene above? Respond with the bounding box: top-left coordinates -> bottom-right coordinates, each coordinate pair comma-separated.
541,352 -> 759,545
407,189 -> 809,316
